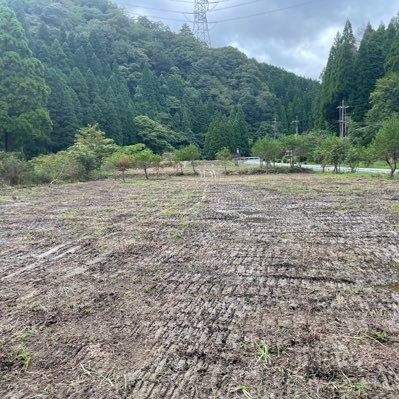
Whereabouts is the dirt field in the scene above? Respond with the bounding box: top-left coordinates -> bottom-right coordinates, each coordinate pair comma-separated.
1,173 -> 399,399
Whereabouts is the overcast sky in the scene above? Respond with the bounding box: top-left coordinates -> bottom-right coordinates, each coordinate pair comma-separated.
116,0 -> 398,80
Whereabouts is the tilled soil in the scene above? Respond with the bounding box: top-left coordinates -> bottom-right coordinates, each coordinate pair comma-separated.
0,174 -> 399,399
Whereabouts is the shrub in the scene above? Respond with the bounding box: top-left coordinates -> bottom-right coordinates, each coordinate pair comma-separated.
0,152 -> 29,185
69,125 -> 115,179
174,144 -> 200,174
29,151 -> 84,184
252,138 -> 283,170
345,145 -> 364,172
131,149 -> 162,179
106,152 -> 131,182
216,147 -> 231,173
372,113 -> 399,177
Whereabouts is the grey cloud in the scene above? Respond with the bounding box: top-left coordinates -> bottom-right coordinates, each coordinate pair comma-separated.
117,0 -> 398,79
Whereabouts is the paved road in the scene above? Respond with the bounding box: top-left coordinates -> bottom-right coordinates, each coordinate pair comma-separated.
243,158 -> 393,174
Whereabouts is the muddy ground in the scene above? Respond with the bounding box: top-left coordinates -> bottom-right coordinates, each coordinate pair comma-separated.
1,173 -> 399,398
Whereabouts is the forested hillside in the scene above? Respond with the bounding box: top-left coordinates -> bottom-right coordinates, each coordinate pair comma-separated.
1,0 -> 319,156
315,17 -> 399,145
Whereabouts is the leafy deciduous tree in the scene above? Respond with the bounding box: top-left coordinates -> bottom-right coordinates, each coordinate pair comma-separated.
174,144 -> 200,174
372,114 -> 399,176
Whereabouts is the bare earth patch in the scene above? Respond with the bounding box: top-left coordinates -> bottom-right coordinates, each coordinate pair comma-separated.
0,174 -> 399,398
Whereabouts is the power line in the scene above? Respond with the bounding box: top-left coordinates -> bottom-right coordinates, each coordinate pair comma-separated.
206,0 -> 270,13
122,0 -> 328,32
122,4 -> 193,14
160,0 -> 232,3
209,0 -> 327,23
161,0 -> 196,2
127,12 -> 194,23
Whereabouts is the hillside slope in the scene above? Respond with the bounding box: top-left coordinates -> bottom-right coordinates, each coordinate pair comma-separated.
5,0 -> 319,154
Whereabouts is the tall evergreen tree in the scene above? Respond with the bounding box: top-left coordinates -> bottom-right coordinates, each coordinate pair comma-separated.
49,39 -> 69,72
97,87 -> 123,144
0,0 -> 51,153
46,68 -> 78,151
137,64 -> 159,113
385,30 -> 399,73
204,113 -> 234,159
192,101 -> 210,135
69,67 -> 89,124
317,21 -> 357,130
110,72 -> 136,144
351,24 -> 385,122
232,110 -> 249,156
85,69 -> 99,102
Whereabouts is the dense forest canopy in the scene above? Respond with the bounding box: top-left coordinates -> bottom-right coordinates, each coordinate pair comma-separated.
1,0 -> 319,156
1,0 -> 399,160
315,17 -> 399,145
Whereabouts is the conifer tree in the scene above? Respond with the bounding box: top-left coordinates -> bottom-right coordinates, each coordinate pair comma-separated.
49,39 -> 69,72
232,110 -> 249,156
204,114 -> 234,159
110,72 -> 136,144
351,24 -> 385,121
318,21 -> 357,129
69,67 -> 90,124
98,87 -> 123,144
385,31 -> 399,73
46,68 -> 78,151
85,69 -> 99,101
138,64 -> 159,112
192,102 -> 210,135
0,0 -> 51,153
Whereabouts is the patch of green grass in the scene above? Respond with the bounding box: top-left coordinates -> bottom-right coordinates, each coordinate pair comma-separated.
389,204 -> 399,213
19,232 -> 34,241
333,374 -> 368,398
193,201 -> 205,209
174,231 -> 183,239
255,340 -> 272,364
60,209 -> 77,218
359,161 -> 389,169
14,343 -> 33,370
161,208 -> 177,216
355,329 -> 389,343
374,330 -> 388,343
232,385 -> 255,398
13,328 -> 36,370
80,363 -> 120,386
344,286 -> 354,294
89,221 -> 107,237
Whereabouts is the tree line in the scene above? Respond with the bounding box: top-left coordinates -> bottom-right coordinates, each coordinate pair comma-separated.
0,0 -> 318,158
2,114 -> 398,186
1,0 -> 398,179
315,18 -> 399,146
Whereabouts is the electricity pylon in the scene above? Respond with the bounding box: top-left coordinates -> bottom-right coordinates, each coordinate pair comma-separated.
193,0 -> 211,46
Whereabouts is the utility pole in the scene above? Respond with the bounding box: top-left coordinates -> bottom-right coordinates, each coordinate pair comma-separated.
193,0 -> 211,46
273,117 -> 277,139
337,99 -> 349,138
292,116 -> 299,135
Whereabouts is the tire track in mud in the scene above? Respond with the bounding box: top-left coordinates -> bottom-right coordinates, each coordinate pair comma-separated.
114,181 -> 399,399
1,176 -> 399,398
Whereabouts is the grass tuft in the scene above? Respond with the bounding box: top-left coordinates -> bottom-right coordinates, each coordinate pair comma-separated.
255,340 -> 272,364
